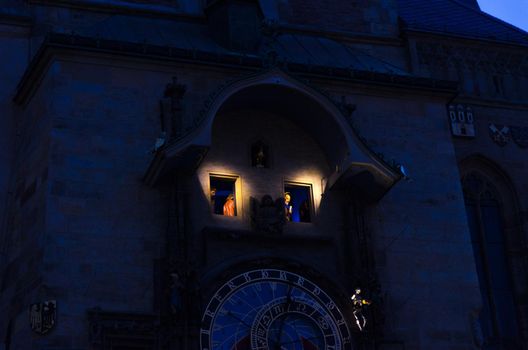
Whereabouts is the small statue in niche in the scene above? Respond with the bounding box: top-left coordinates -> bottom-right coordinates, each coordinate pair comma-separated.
284,192 -> 293,221
250,195 -> 286,234
251,141 -> 269,168
223,194 -> 235,216
255,147 -> 265,168
351,288 -> 371,332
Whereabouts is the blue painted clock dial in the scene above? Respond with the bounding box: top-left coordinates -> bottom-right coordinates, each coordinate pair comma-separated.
200,269 -> 353,350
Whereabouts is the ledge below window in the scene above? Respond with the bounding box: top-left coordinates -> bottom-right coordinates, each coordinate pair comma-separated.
202,225 -> 334,244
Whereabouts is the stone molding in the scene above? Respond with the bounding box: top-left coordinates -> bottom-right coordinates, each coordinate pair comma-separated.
416,41 -> 528,76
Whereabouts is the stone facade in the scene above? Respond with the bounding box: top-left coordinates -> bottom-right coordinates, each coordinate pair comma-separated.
0,1 -> 526,349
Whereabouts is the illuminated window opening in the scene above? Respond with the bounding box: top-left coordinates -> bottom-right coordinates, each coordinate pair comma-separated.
210,175 -> 239,216
284,182 -> 313,223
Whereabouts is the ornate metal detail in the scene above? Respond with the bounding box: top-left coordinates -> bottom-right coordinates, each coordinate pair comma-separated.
250,195 -> 286,234
29,300 -> 56,335
448,104 -> 475,137
489,124 -> 510,146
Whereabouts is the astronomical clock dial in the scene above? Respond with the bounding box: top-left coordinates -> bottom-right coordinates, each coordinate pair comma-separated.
200,269 -> 353,350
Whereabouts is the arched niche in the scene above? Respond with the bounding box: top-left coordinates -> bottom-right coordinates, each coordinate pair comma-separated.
145,69 -> 401,202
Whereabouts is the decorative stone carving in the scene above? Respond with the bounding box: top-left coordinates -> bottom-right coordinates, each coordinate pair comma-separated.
416,41 -> 528,76
510,126 -> 528,148
160,76 -> 186,140
489,124 -> 510,146
29,300 -> 56,335
261,19 -> 284,68
338,95 -> 357,128
250,195 -> 286,234
448,104 -> 475,137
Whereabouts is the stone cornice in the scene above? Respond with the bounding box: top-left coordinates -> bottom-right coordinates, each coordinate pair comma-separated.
14,32 -> 458,106
415,40 -> 528,77
29,0 -> 204,21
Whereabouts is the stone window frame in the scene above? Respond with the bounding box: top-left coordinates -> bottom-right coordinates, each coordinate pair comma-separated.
209,173 -> 242,217
460,156 -> 527,347
283,180 -> 314,223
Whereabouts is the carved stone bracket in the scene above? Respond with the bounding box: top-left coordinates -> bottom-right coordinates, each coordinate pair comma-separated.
338,95 -> 357,129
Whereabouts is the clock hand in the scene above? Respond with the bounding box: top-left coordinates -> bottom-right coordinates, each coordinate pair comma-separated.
226,311 -> 252,329
273,284 -> 294,350
280,334 -> 324,346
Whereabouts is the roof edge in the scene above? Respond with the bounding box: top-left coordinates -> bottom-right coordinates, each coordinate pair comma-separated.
403,27 -> 528,49
14,32 -> 459,106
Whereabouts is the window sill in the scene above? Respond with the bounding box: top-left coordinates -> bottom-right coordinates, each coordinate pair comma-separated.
202,225 -> 333,244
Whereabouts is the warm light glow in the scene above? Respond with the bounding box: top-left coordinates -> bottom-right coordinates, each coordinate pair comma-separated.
198,164 -> 326,221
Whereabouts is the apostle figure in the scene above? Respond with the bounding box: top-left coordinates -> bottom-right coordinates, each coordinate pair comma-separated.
223,194 -> 235,216
284,192 -> 292,221
351,288 -> 371,331
299,199 -> 311,222
210,187 -> 217,207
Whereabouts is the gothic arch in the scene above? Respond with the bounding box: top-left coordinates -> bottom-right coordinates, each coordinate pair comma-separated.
460,155 -> 522,241
459,154 -> 527,347
145,68 -> 401,202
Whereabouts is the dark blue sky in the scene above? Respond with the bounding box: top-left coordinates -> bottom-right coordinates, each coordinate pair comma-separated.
478,0 -> 528,32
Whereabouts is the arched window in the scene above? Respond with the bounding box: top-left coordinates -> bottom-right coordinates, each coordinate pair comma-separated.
462,170 -> 520,347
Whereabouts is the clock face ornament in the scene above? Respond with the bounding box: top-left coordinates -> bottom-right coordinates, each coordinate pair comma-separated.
200,269 -> 353,350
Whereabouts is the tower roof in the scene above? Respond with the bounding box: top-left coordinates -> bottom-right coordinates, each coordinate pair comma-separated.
397,0 -> 528,46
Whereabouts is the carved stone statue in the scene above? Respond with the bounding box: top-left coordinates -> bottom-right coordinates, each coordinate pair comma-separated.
160,76 -> 186,140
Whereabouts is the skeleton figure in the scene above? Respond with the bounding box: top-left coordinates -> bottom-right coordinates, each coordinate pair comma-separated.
351,288 -> 371,331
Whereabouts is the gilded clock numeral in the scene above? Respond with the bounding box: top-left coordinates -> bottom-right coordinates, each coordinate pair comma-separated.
243,273 -> 251,282
317,316 -> 329,329
273,304 -> 284,314
279,271 -> 287,280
